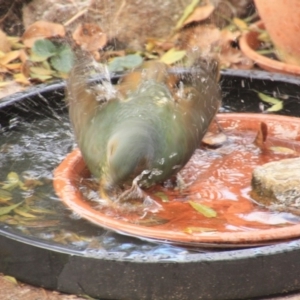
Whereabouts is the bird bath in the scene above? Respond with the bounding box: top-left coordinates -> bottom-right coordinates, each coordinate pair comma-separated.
1,70 -> 300,299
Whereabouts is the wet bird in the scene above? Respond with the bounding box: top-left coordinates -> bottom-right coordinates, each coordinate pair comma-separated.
66,55 -> 221,203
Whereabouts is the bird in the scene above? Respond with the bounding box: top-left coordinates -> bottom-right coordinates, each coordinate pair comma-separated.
66,54 -> 221,204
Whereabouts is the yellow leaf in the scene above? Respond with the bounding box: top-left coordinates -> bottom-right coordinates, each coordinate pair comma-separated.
30,72 -> 53,81
175,0 -> 200,29
14,73 -> 31,85
233,18 -> 248,31
160,48 -> 186,65
188,201 -> 217,217
0,50 -> 20,65
269,146 -> 297,155
183,4 -> 215,26
266,101 -> 284,112
30,66 -> 55,75
0,81 -> 15,88
14,207 -> 37,218
5,63 -> 21,70
30,52 -> 48,62
3,276 -> 18,285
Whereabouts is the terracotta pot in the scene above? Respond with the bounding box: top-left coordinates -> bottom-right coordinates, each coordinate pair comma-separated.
254,0 -> 300,66
240,21 -> 300,75
54,113 -> 300,247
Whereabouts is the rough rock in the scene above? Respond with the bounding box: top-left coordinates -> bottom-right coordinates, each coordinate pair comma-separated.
251,157 -> 300,209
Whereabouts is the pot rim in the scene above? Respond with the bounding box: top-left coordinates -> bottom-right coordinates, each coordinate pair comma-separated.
239,21 -> 300,75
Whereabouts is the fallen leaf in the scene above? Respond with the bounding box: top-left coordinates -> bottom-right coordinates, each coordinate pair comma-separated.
30,66 -> 55,76
1,172 -> 20,190
0,50 -> 20,65
0,189 -> 12,201
108,54 -> 143,72
160,48 -> 186,65
269,146 -> 297,155
49,44 -> 74,73
73,23 -> 107,52
0,202 -> 23,216
254,122 -> 268,147
3,276 -> 18,285
154,192 -> 169,202
14,73 -> 31,85
0,30 -> 11,53
188,201 -> 217,217
233,18 -> 248,31
32,39 -> 57,59
176,0 -> 200,29
266,101 -> 283,112
256,91 -> 284,112
22,21 -> 65,48
183,4 -> 215,27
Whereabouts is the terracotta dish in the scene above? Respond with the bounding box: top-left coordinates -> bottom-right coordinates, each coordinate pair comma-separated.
54,113 -> 300,246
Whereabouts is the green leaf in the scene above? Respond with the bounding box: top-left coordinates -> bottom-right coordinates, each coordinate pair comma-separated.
32,39 -> 57,59
154,192 -> 169,202
266,101 -> 284,112
108,54 -> 143,72
256,91 -> 282,105
50,45 -> 74,73
0,189 -> 12,202
188,201 -> 217,218
255,91 -> 284,112
160,48 -> 186,65
1,172 -> 20,190
175,0 -> 200,29
0,202 -> 23,216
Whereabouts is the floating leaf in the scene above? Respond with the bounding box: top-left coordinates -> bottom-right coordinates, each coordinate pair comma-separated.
154,191 -> 169,202
50,45 -> 74,73
266,101 -> 283,112
175,0 -> 200,29
256,91 -> 284,112
269,146 -> 297,155
108,54 -> 143,72
32,39 -> 57,59
160,48 -> 186,65
0,189 -> 12,201
0,202 -> 23,216
188,201 -> 217,217
1,172 -> 20,190
184,227 -> 216,234
14,207 -> 37,218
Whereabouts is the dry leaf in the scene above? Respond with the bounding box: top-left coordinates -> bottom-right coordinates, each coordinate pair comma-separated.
0,51 -> 20,66
254,122 -> 268,148
22,21 -> 65,48
183,4 -> 215,27
0,30 -> 11,53
177,24 -> 221,56
72,23 -> 107,52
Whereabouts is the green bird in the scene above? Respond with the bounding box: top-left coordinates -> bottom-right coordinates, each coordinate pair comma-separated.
66,56 -> 221,203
